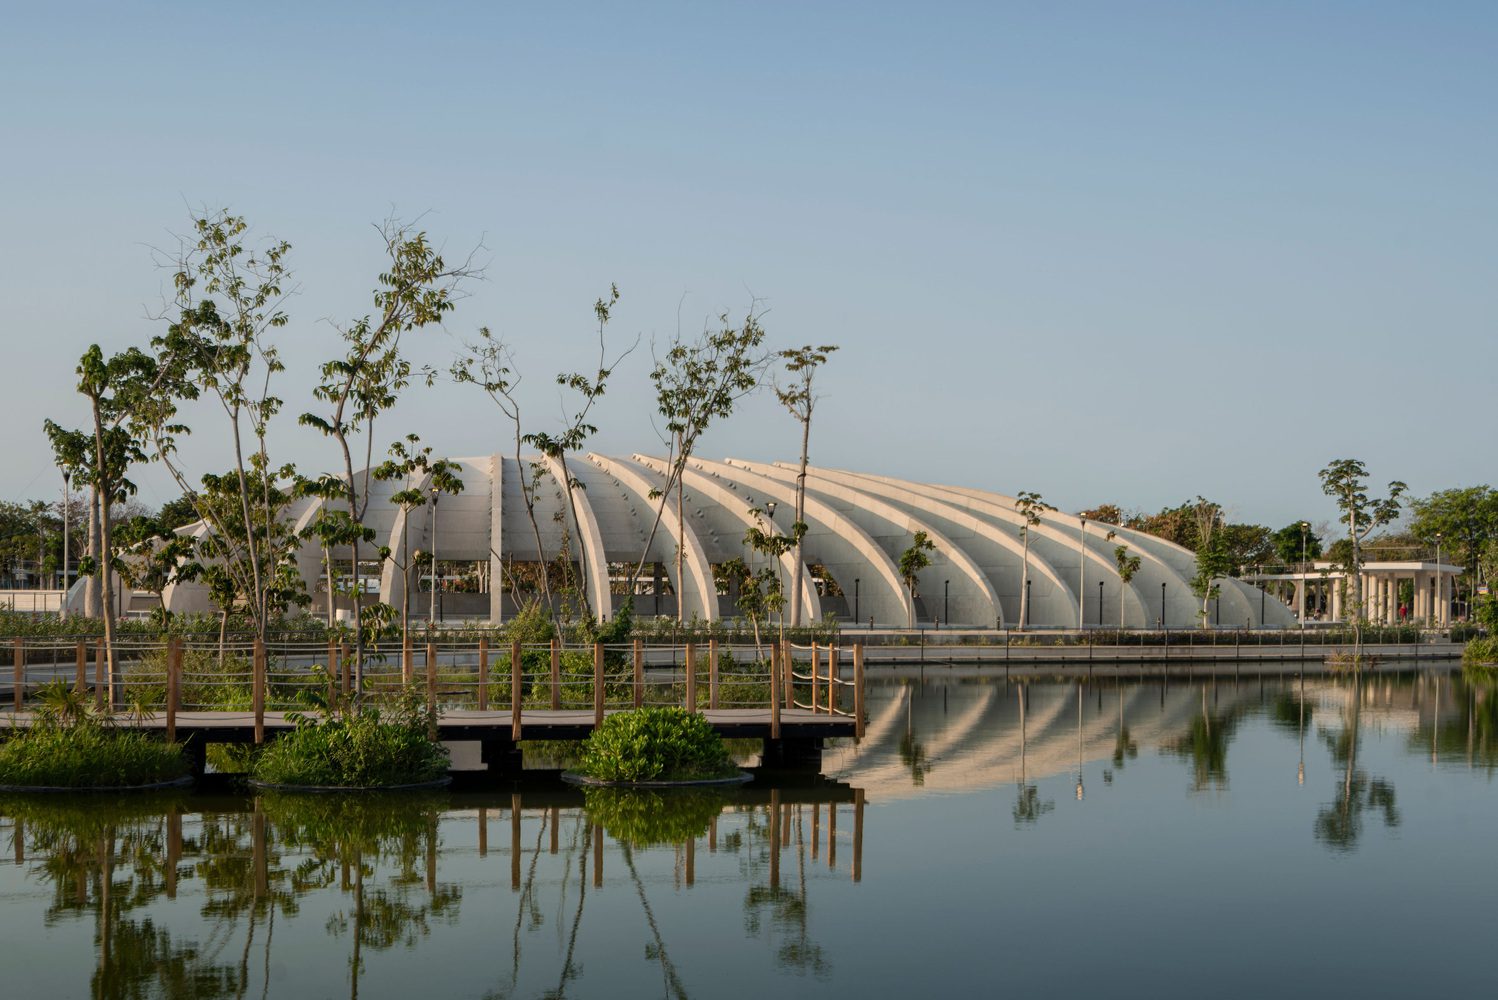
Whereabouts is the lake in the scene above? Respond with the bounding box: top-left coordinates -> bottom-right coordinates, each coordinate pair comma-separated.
2,664 -> 1493,999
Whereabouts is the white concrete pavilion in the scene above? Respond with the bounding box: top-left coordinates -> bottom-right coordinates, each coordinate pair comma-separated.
122,455 -> 1300,629
1241,560 -> 1463,625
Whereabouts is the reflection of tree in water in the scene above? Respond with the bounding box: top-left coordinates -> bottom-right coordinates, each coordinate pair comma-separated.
4,792 -> 460,1000
7,793 -> 241,999
899,686 -> 930,786
741,798 -> 829,979
1011,784 -> 1053,825
1166,687 -> 1241,791
1415,673 -> 1498,771
1315,682 -> 1399,852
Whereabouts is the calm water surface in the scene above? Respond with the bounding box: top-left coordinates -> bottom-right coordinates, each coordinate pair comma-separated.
2,665 -> 1495,999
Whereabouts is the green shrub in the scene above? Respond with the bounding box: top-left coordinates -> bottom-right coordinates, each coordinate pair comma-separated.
251,706 -> 449,788
1462,636 -> 1498,675
0,725 -> 187,788
576,706 -> 734,783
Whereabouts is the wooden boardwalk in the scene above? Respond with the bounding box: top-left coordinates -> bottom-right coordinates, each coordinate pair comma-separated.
1,707 -> 854,743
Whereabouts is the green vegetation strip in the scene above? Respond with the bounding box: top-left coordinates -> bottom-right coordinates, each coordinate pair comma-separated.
250,709 -> 450,789
572,706 -> 739,784
0,725 -> 189,790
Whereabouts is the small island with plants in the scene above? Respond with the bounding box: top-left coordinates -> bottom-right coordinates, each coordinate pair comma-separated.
249,689 -> 450,791
567,707 -> 747,786
0,682 -> 189,791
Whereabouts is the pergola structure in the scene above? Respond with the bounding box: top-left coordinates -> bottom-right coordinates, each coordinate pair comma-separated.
1242,560 -> 1463,625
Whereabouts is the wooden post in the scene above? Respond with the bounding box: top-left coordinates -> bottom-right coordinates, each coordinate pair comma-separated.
550,637 -> 561,710
252,809 -> 267,898
166,638 -> 180,742
810,641 -> 820,713
340,643 -> 351,698
510,641 -> 522,741
12,637 -> 23,712
685,642 -> 697,713
593,642 -> 605,729
708,639 -> 719,710
94,639 -> 105,711
852,788 -> 864,883
854,642 -> 866,741
632,639 -> 644,708
477,638 -> 489,711
478,807 -> 488,857
828,643 -> 839,715
252,639 -> 266,744
425,642 -> 437,713
769,643 -> 781,739
783,639 -> 794,710
75,640 -> 86,695
403,634 -> 414,685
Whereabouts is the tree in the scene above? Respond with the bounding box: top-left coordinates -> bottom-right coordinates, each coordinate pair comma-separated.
1013,491 -> 1053,630
633,306 -> 769,619
1188,497 -> 1230,626
113,514 -> 199,624
372,435 -> 464,642
741,506 -> 799,652
1271,521 -> 1323,568
139,210 -> 295,640
1079,504 -> 1124,525
1408,486 -> 1498,601
301,221 -> 477,693
1319,459 -> 1406,658
1111,539 -> 1141,629
774,345 -> 839,629
898,532 -> 936,628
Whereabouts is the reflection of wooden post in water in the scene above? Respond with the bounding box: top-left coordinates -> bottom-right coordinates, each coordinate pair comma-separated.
510,794 -> 522,891
782,802 -> 791,847
478,808 -> 488,857
12,818 -> 22,864
426,815 -> 437,894
709,816 -> 717,853
165,812 -> 181,898
340,858 -> 350,891
592,821 -> 603,888
852,789 -> 864,883
811,803 -> 820,860
252,807 -> 267,898
768,790 -> 780,888
685,837 -> 695,887
99,832 -> 112,984
828,802 -> 837,869
549,806 -> 559,854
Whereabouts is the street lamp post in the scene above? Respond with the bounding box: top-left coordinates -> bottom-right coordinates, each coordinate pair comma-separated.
60,468 -> 70,621
853,578 -> 860,624
1435,532 -> 1443,628
1024,579 -> 1031,628
1098,580 -> 1103,626
943,579 -> 949,626
429,487 -> 440,625
1078,518 -> 1087,630
1300,521 -> 1309,632
1160,582 -> 1166,627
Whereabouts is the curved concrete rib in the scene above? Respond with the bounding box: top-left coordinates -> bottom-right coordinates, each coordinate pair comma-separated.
378,470 -> 433,621
734,459 -> 1000,625
775,463 -> 1076,627
700,457 -> 913,626
586,454 -> 718,621
633,454 -> 821,624
543,455 -> 613,622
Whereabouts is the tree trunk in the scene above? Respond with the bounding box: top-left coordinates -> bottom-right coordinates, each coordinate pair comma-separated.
85,486 -> 101,618
1018,536 -> 1030,631
676,458 -> 685,623
790,418 -> 810,628
90,396 -> 118,687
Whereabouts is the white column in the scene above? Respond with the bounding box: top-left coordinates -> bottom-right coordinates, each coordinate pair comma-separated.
1296,578 -> 1306,621
1330,578 -> 1343,622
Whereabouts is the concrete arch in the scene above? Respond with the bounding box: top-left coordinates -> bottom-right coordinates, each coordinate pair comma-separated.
543,455 -> 613,622
586,454 -> 718,621
731,459 -> 1000,626
696,457 -> 912,626
632,454 -> 822,624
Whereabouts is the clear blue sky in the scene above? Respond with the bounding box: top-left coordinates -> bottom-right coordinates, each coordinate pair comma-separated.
2,1 -> 1493,535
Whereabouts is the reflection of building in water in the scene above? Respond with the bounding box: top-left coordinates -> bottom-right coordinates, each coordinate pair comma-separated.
824,673 -> 1474,801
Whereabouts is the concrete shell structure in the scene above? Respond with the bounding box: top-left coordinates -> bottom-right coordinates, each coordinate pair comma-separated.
157,455 -> 1296,628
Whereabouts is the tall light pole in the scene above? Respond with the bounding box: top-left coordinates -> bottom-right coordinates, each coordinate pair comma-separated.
1300,521 -> 1309,631
60,468 -> 71,621
1435,531 -> 1443,628
429,486 -> 440,626
1078,518 -> 1087,630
